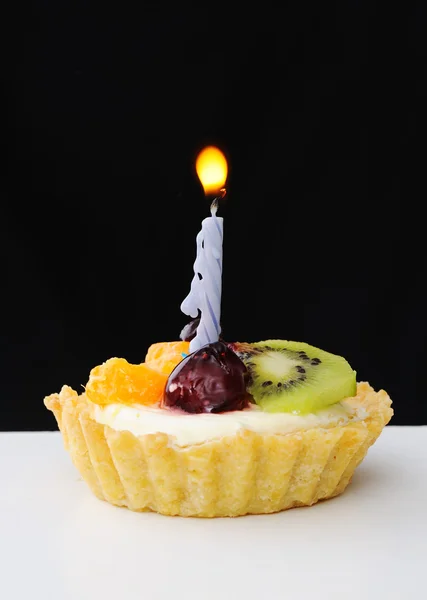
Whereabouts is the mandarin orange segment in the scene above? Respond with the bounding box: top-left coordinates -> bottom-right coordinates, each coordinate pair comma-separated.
85,357 -> 167,407
145,341 -> 190,376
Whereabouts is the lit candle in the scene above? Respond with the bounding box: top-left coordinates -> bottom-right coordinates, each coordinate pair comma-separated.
181,146 -> 228,353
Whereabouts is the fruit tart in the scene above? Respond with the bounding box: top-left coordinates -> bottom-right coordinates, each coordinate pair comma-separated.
44,326 -> 393,518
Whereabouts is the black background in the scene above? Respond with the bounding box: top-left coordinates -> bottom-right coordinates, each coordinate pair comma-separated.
3,3 -> 426,430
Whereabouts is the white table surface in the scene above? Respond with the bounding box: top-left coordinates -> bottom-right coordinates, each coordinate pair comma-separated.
1,427 -> 426,600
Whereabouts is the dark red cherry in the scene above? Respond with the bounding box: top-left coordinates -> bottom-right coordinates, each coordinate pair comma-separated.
179,317 -> 201,342
163,341 -> 250,414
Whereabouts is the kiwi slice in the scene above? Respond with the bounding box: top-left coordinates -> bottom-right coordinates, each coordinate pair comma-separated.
229,340 -> 357,414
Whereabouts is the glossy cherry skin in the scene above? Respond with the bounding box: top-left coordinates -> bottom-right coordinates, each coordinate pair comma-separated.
179,317 -> 200,342
163,341 -> 249,414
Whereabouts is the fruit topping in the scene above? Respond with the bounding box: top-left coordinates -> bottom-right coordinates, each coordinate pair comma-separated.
145,341 -> 190,376
228,340 -> 357,414
85,357 -> 167,406
179,316 -> 201,342
163,341 -> 249,414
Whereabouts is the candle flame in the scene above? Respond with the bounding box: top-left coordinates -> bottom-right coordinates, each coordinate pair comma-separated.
195,146 -> 228,196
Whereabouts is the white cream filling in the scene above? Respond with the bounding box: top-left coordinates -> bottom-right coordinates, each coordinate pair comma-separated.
92,400 -> 366,447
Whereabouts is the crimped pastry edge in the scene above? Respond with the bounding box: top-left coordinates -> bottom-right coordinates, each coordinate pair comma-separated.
44,382 -> 393,517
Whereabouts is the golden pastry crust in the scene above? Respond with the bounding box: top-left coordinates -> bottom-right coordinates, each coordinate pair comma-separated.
44,382 -> 393,517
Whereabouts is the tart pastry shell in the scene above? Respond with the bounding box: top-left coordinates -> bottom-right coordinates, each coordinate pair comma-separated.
44,382 -> 393,517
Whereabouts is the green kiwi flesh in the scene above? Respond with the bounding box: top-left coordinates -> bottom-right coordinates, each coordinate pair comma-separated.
230,340 -> 357,414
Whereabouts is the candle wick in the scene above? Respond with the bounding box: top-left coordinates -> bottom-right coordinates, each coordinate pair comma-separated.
210,197 -> 218,216
210,188 -> 226,216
